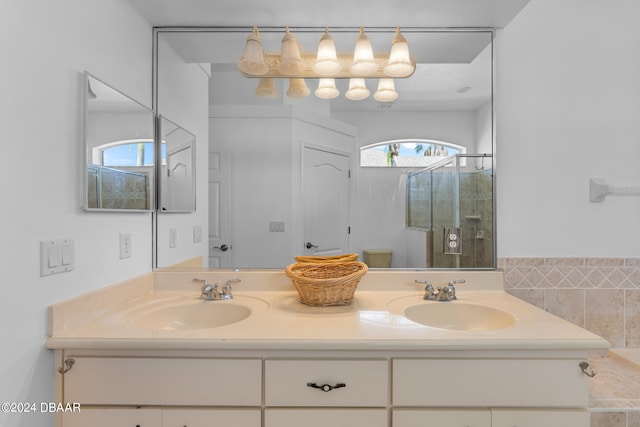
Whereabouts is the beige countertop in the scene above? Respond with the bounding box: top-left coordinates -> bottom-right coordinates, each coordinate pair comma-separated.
46,269 -> 610,352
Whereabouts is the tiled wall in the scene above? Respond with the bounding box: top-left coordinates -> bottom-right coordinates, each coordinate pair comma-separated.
499,258 -> 640,348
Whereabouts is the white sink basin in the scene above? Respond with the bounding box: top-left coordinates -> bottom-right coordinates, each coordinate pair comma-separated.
127,297 -> 268,331
387,297 -> 516,331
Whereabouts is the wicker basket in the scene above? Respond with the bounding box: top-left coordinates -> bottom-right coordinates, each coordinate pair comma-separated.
285,261 -> 368,306
293,253 -> 358,263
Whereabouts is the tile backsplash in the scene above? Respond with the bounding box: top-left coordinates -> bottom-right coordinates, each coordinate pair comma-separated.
498,258 -> 640,348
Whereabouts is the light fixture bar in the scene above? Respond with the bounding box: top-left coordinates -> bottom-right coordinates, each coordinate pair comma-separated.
240,53 -> 415,79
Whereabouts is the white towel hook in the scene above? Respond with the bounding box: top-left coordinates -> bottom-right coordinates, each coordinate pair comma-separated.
590,178 -> 640,202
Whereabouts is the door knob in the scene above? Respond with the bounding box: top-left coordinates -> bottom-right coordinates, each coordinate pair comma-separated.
213,244 -> 230,251
305,242 -> 318,249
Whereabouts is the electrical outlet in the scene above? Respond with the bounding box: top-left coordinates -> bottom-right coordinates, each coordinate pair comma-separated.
119,233 -> 132,259
169,228 -> 178,248
443,227 -> 462,255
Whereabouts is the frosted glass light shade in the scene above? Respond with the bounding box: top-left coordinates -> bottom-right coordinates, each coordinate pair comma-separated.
374,78 -> 398,102
312,28 -> 341,76
345,78 -> 370,101
238,27 -> 268,76
278,27 -> 306,76
350,27 -> 378,76
287,78 -> 310,98
315,78 -> 339,99
384,27 -> 414,78
255,78 -> 278,98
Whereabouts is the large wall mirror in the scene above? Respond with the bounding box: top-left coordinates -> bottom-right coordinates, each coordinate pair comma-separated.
83,72 -> 155,211
155,27 -> 494,270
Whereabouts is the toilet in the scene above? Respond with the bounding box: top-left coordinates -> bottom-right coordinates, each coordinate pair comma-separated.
363,250 -> 393,268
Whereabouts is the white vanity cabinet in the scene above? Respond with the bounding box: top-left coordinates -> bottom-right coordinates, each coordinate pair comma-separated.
55,351 -> 593,427
56,352 -> 592,427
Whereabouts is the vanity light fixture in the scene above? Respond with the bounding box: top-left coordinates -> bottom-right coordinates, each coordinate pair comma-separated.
312,27 -> 341,76
315,78 -> 340,99
255,78 -> 278,98
373,78 -> 399,102
239,26 -> 416,101
286,78 -> 310,98
350,27 -> 378,76
277,27 -> 306,76
345,78 -> 370,101
384,27 -> 414,78
238,27 -> 269,76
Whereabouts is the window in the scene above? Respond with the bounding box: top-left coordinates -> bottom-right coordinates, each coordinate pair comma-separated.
100,140 -> 155,167
360,139 -> 465,167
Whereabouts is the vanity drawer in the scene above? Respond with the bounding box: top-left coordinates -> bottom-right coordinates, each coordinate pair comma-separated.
264,359 -> 389,406
393,409 -> 491,427
393,358 -> 587,407
265,409 -> 387,427
63,357 -> 262,406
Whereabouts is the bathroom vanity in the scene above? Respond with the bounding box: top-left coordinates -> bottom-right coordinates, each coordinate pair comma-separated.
46,270 -> 608,427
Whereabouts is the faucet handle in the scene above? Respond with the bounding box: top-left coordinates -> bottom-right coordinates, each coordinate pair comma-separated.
415,280 -> 435,300
221,278 -> 241,299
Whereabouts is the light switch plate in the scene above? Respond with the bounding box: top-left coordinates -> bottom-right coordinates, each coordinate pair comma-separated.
40,239 -> 74,276
169,228 -> 178,248
193,225 -> 202,243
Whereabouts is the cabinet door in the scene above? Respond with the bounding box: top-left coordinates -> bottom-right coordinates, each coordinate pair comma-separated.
265,409 -> 387,427
62,408 -> 161,427
162,409 -> 260,427
491,409 -> 589,427
394,409 -> 491,427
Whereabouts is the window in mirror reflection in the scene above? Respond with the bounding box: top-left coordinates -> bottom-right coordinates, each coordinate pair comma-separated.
100,140 -> 157,167
360,139 -> 465,167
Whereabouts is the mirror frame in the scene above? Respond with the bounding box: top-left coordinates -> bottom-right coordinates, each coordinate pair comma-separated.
82,71 -> 155,212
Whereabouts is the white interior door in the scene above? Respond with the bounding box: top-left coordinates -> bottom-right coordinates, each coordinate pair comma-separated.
163,144 -> 193,211
303,147 -> 350,256
208,150 -> 233,268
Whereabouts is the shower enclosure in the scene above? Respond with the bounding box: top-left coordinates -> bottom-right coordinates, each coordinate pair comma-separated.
406,154 -> 494,269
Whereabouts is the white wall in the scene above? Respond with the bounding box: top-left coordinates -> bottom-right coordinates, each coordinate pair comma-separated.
155,35 -> 210,267
495,0 -> 640,258
0,1 -> 153,426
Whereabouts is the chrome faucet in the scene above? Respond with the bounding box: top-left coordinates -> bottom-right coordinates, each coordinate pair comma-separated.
416,279 -> 465,301
193,278 -> 221,300
193,278 -> 241,300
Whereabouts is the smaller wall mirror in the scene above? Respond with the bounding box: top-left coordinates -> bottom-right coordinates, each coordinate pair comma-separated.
158,115 -> 196,212
83,72 -> 155,211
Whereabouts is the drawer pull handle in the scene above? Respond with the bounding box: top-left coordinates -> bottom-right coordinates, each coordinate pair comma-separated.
307,382 -> 346,392
579,361 -> 596,377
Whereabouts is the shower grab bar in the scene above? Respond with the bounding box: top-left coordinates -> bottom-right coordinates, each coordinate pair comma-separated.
590,178 -> 640,202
